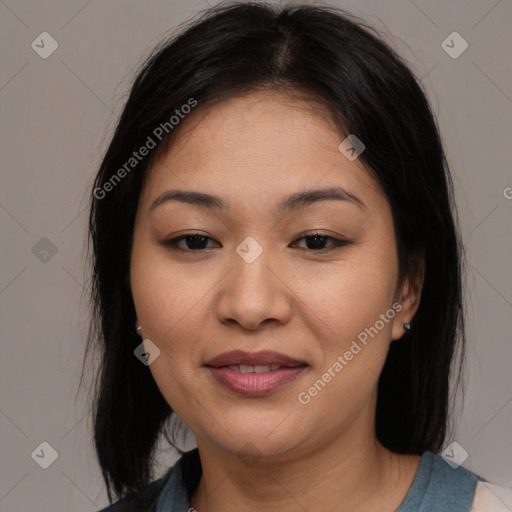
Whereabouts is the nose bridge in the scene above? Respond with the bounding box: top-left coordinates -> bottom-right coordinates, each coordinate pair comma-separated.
231,235 -> 277,304
234,236 -> 273,288
215,235 -> 291,329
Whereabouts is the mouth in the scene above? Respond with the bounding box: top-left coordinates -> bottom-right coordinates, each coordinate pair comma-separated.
204,350 -> 308,396
223,363 -> 297,373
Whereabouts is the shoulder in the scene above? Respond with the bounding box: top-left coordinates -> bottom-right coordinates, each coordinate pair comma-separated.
396,450 -> 480,511
95,467 -> 173,512
470,480 -> 512,512
426,452 -> 512,512
95,448 -> 201,512
424,451 -> 480,490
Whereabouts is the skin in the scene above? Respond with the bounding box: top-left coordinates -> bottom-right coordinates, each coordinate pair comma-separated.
130,90 -> 423,512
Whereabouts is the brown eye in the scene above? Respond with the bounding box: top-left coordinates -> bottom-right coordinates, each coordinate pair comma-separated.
162,234 -> 221,251
291,233 -> 350,251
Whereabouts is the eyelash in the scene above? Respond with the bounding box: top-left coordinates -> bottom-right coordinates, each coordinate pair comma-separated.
162,232 -> 350,253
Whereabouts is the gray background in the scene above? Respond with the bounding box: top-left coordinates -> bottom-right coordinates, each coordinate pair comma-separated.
1,0 -> 511,510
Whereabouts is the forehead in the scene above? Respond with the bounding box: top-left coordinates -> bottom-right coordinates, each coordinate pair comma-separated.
141,91 -> 384,215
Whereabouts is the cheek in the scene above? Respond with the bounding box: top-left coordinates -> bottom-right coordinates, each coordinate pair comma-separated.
296,250 -> 398,345
130,253 -> 208,416
129,244 -> 212,403
295,262 -> 397,421
130,240 -> 211,338
293,246 -> 399,410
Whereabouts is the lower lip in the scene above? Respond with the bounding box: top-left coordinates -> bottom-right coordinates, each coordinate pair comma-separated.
206,366 -> 307,396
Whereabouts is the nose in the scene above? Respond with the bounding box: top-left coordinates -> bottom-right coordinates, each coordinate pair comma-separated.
215,245 -> 292,332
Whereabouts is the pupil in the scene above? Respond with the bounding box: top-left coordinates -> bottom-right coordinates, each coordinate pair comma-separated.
307,235 -> 326,250
187,235 -> 207,250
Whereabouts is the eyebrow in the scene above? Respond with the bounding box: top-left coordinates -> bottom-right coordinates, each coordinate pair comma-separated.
149,186 -> 367,214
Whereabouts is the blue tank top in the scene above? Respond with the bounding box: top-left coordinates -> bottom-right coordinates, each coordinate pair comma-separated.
98,448 -> 481,511
395,451 -> 480,511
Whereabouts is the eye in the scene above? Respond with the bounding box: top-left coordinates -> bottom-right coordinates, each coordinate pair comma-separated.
290,232 -> 350,252
162,233 -> 220,251
162,231 -> 350,253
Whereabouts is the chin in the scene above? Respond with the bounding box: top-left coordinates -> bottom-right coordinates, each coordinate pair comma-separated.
195,416 -> 310,461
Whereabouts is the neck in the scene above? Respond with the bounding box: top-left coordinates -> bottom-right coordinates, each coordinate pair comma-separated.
189,416 -> 420,512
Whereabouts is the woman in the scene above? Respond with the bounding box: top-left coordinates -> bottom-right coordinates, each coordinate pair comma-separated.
86,2 -> 511,511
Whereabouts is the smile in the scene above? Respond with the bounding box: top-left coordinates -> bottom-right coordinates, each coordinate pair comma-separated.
227,364 -> 283,373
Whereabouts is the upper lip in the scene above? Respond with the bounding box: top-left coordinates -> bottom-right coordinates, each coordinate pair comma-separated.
204,350 -> 307,368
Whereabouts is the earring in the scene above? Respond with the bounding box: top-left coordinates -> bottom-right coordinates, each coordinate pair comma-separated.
136,324 -> 142,335
404,322 -> 411,331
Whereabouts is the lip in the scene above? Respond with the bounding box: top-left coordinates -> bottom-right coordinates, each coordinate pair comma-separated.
204,350 -> 308,396
204,350 -> 306,368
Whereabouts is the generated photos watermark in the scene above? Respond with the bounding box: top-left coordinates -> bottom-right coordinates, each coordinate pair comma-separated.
297,301 -> 403,405
93,97 -> 198,200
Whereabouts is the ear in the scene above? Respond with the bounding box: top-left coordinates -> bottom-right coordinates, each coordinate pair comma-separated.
391,253 -> 424,341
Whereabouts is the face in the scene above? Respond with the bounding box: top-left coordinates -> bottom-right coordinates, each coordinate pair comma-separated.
130,91 -> 418,461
